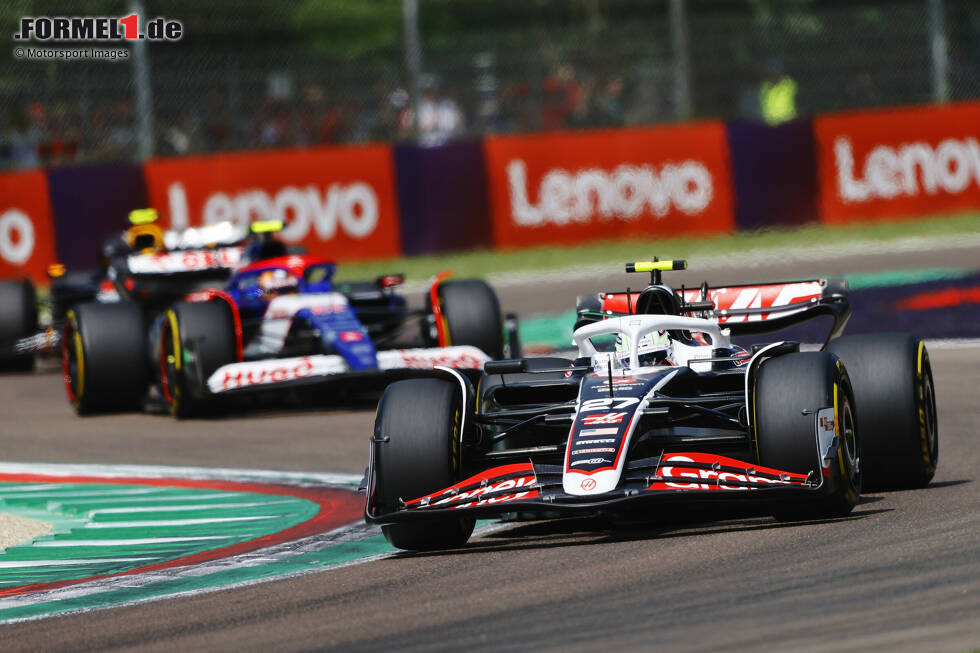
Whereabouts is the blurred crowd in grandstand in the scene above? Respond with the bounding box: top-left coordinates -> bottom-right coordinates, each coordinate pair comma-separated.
1,0 -> 978,170
0,63 -> 674,169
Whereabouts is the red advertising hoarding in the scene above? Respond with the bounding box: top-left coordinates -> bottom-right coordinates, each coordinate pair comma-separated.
483,123 -> 735,248
0,171 -> 57,282
143,145 -> 402,261
815,101 -> 980,223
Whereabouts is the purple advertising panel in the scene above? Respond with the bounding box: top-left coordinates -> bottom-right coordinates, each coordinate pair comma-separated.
46,164 -> 149,269
394,140 -> 492,256
725,120 -> 818,231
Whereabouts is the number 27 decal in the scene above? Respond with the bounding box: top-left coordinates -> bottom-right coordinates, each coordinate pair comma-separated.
580,397 -> 640,412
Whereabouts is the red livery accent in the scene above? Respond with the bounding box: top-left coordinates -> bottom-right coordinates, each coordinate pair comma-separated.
184,288 -> 244,362
340,331 -> 364,342
236,254 -> 334,280
404,463 -> 536,509
601,281 -> 823,323
583,412 -> 627,425
428,270 -> 453,348
649,452 -> 810,491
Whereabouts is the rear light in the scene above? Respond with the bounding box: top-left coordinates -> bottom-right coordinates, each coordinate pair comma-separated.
47,263 -> 67,278
378,274 -> 404,288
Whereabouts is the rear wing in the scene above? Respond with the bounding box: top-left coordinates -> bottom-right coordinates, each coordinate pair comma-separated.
578,278 -> 850,347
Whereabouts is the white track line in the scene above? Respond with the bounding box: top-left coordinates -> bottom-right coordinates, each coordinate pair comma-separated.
0,462 -> 362,486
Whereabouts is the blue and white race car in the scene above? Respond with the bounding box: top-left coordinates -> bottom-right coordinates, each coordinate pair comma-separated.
62,249 -> 514,417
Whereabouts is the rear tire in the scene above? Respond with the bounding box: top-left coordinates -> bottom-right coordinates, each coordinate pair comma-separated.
160,301 -> 237,419
827,333 -> 937,490
437,279 -> 504,360
63,302 -> 148,414
755,352 -> 861,521
373,378 -> 474,551
0,279 -> 37,372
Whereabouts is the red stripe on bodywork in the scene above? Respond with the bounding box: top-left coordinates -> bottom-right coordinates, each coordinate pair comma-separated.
404,463 -> 534,507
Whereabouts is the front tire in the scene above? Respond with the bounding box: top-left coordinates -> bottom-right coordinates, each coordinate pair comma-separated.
0,279 -> 37,372
160,301 -> 237,419
63,302 -> 148,414
755,352 -> 861,521
827,333 -> 938,490
373,378 -> 474,551
436,279 -> 504,360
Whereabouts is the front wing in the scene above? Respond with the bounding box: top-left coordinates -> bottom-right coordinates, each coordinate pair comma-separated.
207,346 -> 489,394
366,452 -> 818,523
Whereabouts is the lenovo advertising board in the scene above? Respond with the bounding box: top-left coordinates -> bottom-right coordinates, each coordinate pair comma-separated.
0,171 -> 57,282
484,123 -> 735,248
815,101 -> 980,223
143,145 -> 401,261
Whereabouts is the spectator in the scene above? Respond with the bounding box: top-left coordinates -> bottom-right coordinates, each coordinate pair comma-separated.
416,76 -> 464,145
540,64 -> 583,130
759,59 -> 798,125
594,76 -> 626,127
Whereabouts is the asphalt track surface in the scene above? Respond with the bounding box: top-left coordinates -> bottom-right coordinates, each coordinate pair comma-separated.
2,248 -> 979,652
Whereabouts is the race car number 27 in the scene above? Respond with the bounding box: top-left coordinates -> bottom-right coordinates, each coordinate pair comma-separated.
580,397 -> 640,412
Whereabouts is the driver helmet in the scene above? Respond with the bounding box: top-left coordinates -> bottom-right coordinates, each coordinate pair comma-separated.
616,330 -> 673,369
124,208 -> 165,253
257,268 -> 299,299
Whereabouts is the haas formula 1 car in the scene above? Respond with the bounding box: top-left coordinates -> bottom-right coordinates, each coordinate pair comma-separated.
63,251 -> 515,417
365,259 -> 938,551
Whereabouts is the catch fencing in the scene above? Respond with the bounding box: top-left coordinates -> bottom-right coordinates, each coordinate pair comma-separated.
1,0 -> 978,170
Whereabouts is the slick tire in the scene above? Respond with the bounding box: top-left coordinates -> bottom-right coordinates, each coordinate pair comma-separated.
160,301 -> 237,419
63,302 -> 148,414
373,378 -> 474,551
755,352 -> 861,521
0,279 -> 37,372
827,333 -> 937,490
436,279 -> 504,360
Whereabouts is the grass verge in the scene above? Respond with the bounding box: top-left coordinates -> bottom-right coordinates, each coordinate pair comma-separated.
334,212 -> 980,282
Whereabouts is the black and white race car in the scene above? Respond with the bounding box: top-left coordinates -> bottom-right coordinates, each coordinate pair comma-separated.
364,259 -> 939,551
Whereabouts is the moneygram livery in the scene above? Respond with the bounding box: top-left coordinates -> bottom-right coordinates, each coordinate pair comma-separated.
484,123 -> 735,247
816,101 -> 980,223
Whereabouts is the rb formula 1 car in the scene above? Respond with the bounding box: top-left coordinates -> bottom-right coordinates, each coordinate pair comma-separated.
364,259 -> 938,551
63,251 -> 516,417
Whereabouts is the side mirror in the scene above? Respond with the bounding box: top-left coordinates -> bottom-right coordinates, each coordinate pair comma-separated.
483,359 -> 527,375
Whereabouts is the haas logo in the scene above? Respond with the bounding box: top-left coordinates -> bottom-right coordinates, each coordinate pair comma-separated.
583,412 -> 627,425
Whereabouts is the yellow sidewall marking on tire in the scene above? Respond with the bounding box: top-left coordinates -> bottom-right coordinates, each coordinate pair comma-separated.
166,310 -> 182,371
834,383 -> 847,477
915,341 -> 933,469
67,310 -> 85,400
